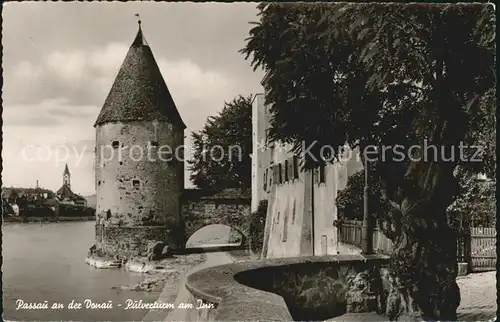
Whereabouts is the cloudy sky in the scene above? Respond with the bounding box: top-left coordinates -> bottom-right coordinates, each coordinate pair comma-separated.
2,2 -> 264,196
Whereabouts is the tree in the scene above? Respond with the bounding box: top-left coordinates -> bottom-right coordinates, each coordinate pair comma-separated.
336,165 -> 393,238
188,95 -> 253,190
8,189 -> 19,204
448,168 -> 496,228
241,3 -> 495,320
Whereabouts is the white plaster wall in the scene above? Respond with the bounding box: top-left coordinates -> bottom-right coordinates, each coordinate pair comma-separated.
253,83 -> 364,259
313,163 -> 338,256
263,144 -> 363,259
265,171 -> 307,258
251,94 -> 272,212
95,120 -> 184,227
263,141 -> 312,258
313,147 -> 363,255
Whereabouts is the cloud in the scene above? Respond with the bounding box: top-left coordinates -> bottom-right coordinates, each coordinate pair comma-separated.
157,59 -> 238,131
3,97 -> 100,130
3,43 -> 129,107
88,42 -> 129,74
46,50 -> 87,83
2,3 -> 265,194
3,47 -> 239,194
7,116 -> 62,127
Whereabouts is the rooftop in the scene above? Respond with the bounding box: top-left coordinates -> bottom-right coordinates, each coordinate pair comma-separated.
94,23 -> 185,128
2,187 -> 54,199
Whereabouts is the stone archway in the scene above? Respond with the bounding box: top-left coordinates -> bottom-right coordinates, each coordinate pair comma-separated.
185,224 -> 247,248
181,200 -> 251,249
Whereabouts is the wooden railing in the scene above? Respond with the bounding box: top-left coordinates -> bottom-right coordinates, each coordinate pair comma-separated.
339,220 -> 393,255
470,227 -> 496,272
339,220 -> 496,272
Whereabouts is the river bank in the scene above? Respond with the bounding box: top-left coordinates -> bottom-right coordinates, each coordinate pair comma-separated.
117,254 -> 206,293
160,251 -> 234,322
3,216 -> 95,223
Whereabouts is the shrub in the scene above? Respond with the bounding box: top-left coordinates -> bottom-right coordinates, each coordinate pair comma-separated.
58,204 -> 95,217
336,168 -> 390,224
21,206 -> 55,217
228,228 -> 243,244
337,167 -> 496,233
447,171 -> 496,228
249,200 -> 268,255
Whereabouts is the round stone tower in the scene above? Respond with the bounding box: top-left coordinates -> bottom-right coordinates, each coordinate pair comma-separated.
93,22 -> 186,259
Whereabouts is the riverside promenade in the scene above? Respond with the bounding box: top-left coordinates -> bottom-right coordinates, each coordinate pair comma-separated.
142,242 -> 496,322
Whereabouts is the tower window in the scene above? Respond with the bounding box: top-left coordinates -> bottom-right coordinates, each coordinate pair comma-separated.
278,163 -> 283,184
132,180 -> 140,189
112,141 -> 119,149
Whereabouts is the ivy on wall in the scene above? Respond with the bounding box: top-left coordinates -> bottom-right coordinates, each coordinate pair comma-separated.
249,200 -> 268,255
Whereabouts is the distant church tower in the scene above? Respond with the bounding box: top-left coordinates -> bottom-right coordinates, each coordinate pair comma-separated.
63,164 -> 71,189
93,19 -> 186,259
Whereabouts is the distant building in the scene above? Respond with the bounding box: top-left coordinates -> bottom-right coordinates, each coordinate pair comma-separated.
2,187 -> 55,203
2,167 -> 90,217
56,164 -> 87,207
1,186 -> 57,215
251,76 -> 363,259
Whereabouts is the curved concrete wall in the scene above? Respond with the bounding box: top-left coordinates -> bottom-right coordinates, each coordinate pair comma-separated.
95,120 -> 184,256
185,254 -> 389,321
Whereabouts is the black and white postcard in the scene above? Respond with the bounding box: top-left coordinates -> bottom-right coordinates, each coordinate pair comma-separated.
2,2 -> 497,321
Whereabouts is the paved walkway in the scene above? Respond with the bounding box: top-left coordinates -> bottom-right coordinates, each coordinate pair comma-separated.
162,252 -> 233,322
457,271 -> 496,321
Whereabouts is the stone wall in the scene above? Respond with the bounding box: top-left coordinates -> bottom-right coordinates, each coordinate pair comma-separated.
96,226 -> 170,259
186,254 -> 390,321
235,258 -> 388,320
181,197 -> 251,246
94,120 -> 184,258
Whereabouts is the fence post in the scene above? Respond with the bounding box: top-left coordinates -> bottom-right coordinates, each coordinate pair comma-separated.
361,164 -> 374,254
464,219 -> 472,273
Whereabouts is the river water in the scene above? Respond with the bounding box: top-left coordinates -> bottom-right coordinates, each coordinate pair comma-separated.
2,221 -> 162,321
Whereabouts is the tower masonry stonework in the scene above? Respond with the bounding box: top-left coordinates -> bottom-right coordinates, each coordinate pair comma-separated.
95,121 -> 185,258
93,23 -> 186,259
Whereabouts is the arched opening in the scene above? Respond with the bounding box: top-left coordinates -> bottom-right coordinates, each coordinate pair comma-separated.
185,224 -> 244,248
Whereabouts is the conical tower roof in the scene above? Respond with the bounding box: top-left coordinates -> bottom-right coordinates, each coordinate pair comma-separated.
94,23 -> 186,128
64,163 -> 70,175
